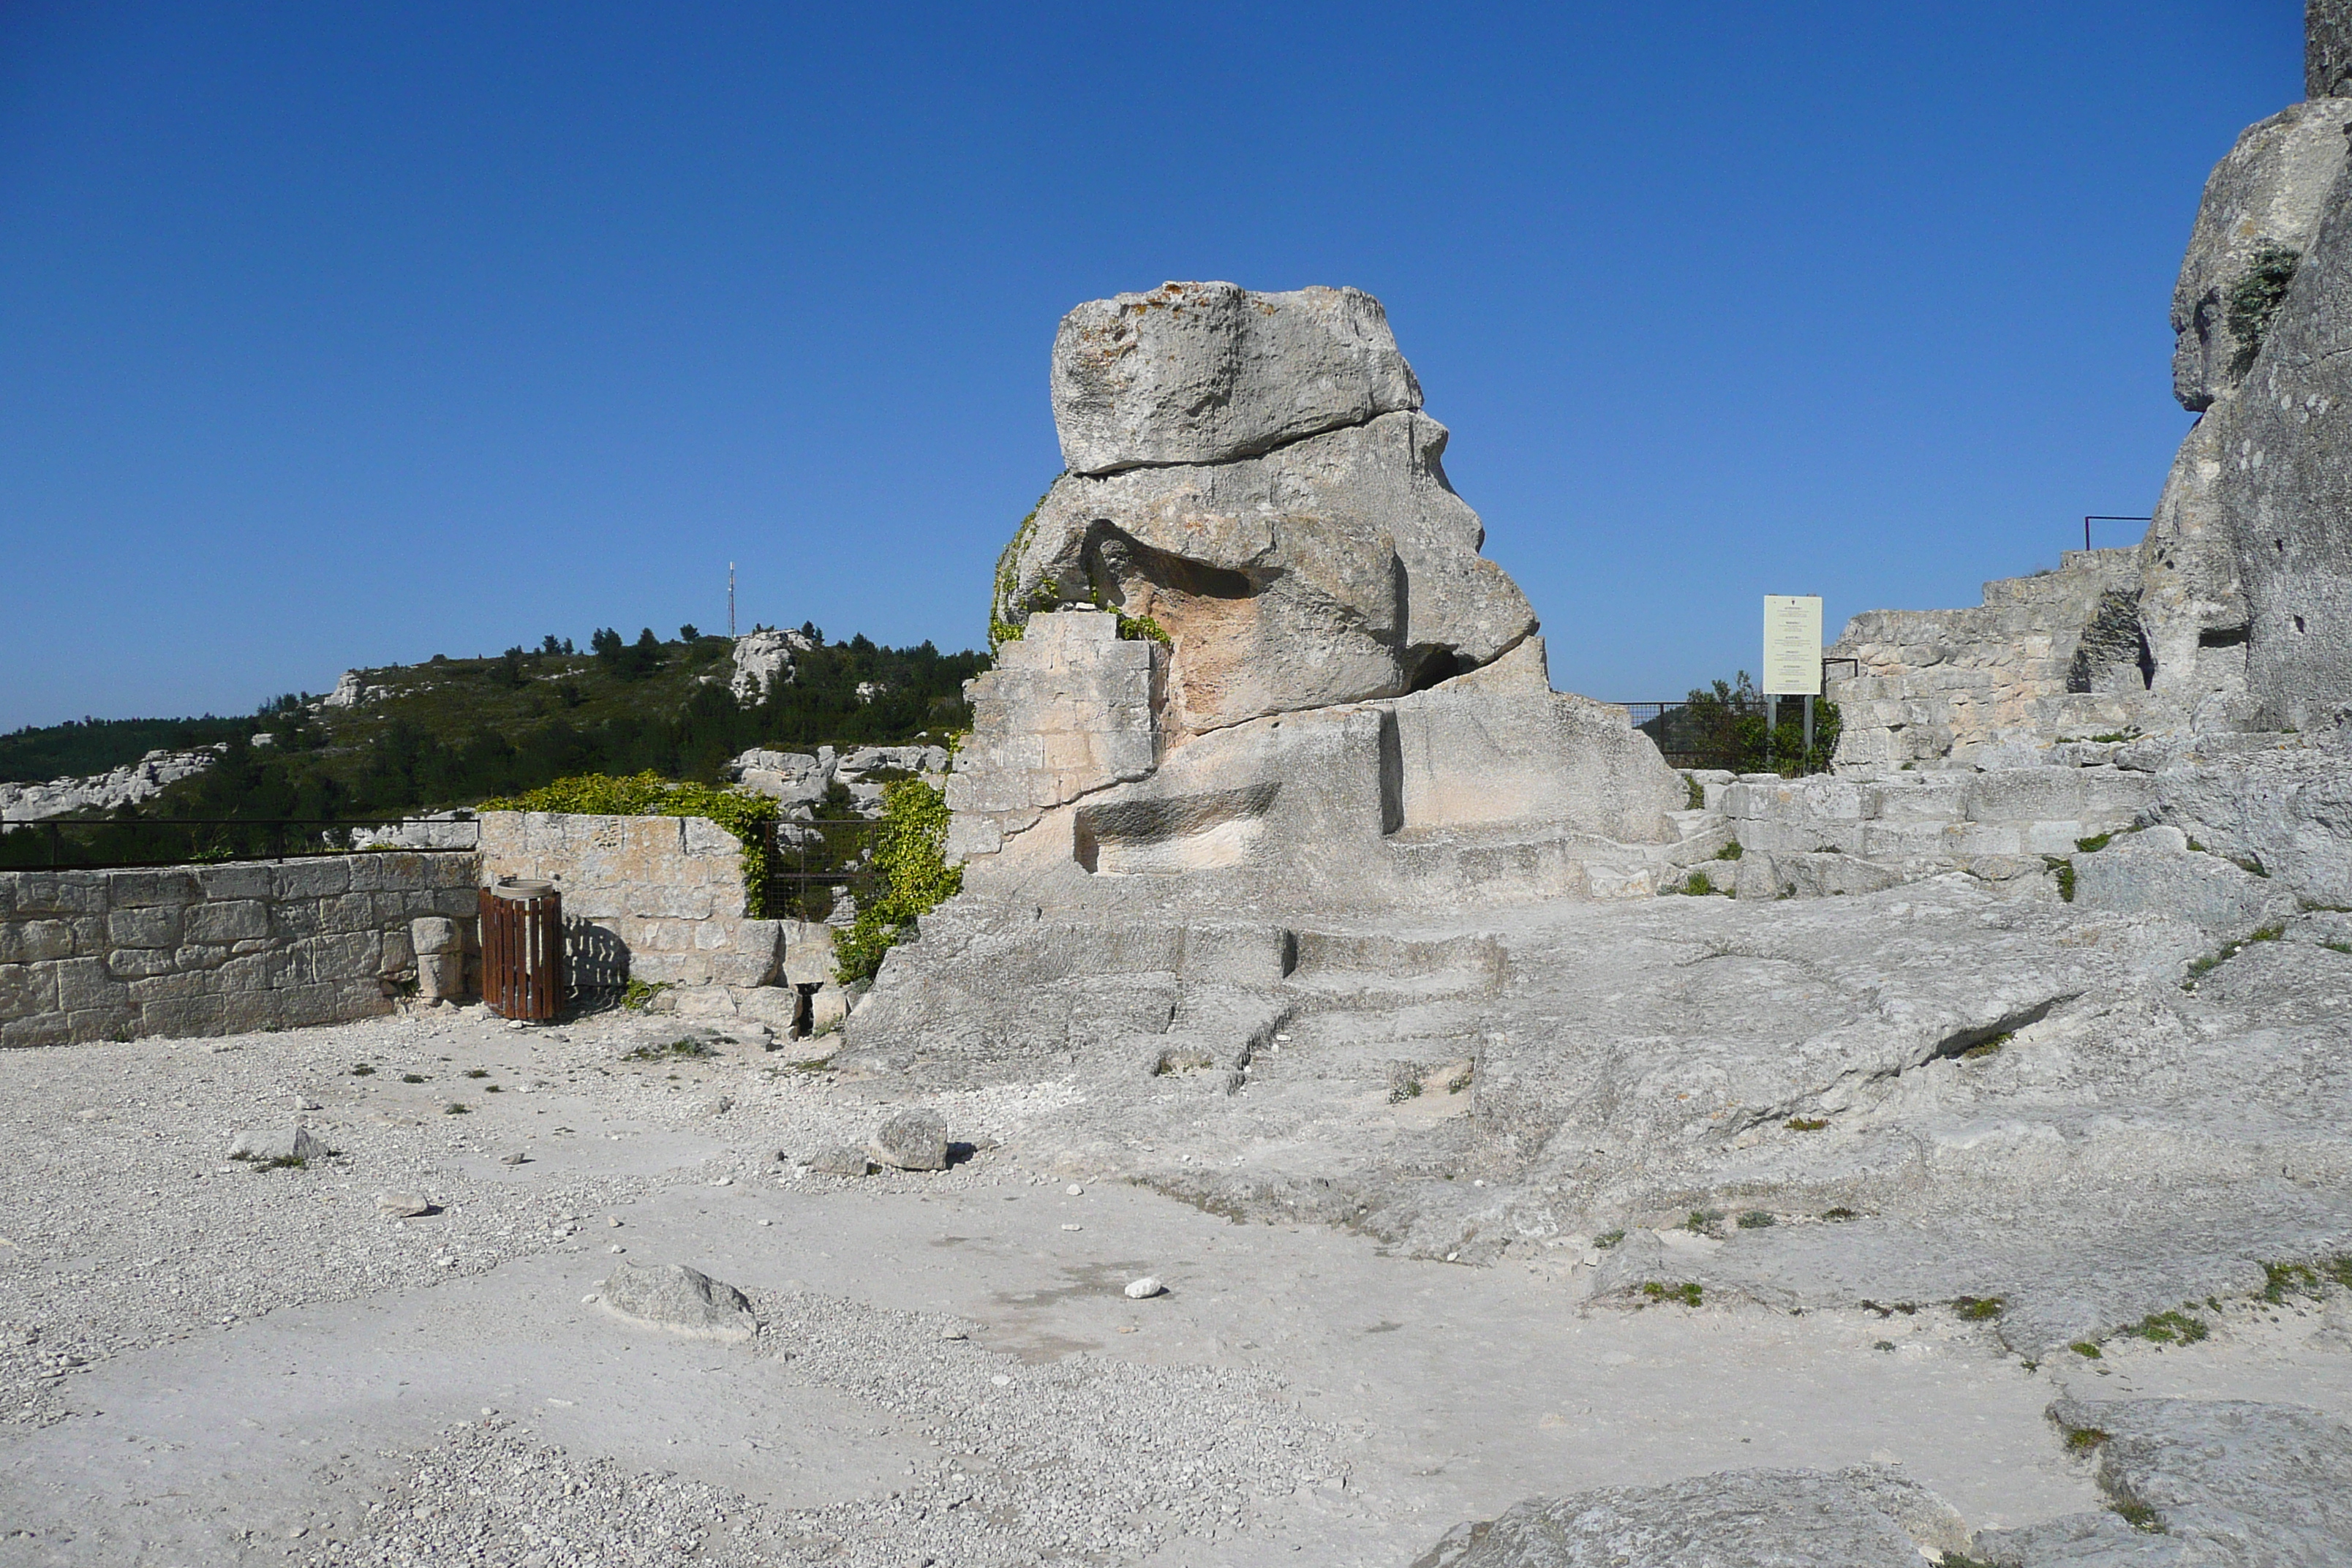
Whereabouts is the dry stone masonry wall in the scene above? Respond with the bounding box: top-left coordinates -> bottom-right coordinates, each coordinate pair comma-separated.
0,852 -> 479,1046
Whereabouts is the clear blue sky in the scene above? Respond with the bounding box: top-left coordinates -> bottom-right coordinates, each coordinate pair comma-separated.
0,1 -> 2304,731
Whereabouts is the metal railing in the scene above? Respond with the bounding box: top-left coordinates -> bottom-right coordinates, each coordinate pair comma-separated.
1615,699 -> 1771,771
763,815 -> 878,922
0,817 -> 472,871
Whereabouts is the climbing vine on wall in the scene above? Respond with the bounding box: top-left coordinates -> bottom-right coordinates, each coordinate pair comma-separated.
834,777 -> 962,984
478,771 -> 780,917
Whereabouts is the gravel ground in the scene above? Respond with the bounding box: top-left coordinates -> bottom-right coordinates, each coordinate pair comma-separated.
6,996 -> 2352,1568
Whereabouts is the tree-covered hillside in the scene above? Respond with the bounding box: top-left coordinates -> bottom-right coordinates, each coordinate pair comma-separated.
1,625 -> 985,844
0,715 -> 257,785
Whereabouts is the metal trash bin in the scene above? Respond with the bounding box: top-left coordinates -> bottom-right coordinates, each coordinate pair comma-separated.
479,878 -> 563,1020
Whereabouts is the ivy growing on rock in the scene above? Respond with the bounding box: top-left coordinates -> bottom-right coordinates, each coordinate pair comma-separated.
834,777 -> 962,984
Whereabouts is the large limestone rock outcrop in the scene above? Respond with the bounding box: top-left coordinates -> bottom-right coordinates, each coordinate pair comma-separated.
1000,283 -> 1535,737
948,281 -> 1681,899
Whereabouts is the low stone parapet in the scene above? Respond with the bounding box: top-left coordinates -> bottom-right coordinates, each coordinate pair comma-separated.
0,851 -> 480,1046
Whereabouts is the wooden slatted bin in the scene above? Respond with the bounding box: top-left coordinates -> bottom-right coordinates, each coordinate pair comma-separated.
479,878 -> 564,1020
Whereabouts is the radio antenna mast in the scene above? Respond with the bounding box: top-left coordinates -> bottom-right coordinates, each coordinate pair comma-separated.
728,562 -> 736,640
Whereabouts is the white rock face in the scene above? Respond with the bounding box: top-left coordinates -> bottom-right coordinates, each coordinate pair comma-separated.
0,746 -> 224,822
728,629 -> 813,703
1052,282 -> 1420,475
321,670 -> 372,709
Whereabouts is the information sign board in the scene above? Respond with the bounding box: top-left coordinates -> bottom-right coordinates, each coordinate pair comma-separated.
1763,595 -> 1823,696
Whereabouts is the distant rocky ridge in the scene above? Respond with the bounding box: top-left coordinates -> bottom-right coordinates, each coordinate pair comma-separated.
0,747 -> 225,823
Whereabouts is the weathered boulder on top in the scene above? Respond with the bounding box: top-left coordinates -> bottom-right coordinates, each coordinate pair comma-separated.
1050,282 -> 1420,475
1003,409 -> 1534,736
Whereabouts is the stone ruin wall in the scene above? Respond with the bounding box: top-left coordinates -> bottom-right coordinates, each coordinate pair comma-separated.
1827,547 -> 2166,771
0,852 -> 480,1047
476,810 -> 829,991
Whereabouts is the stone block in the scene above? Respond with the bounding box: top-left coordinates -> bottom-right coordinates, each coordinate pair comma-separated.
274,859 -> 351,900
173,943 -> 234,972
194,862 -> 275,900
214,951 -> 283,994
2,1012 -> 71,1049
430,887 -> 478,919
66,1008 -> 137,1043
219,990 -> 284,1034
346,851 -> 423,891
1860,821 -> 1950,862
1965,769 -> 2083,823
105,904 -> 184,949
316,892 -> 378,932
53,957 -> 121,1011
1862,776 -> 1969,821
1942,823 -> 2026,857
129,969 -> 209,1003
105,947 -> 178,980
105,869 -> 197,908
427,852 -> 483,889
184,899 -> 271,943
0,919 -> 75,964
2022,821 -> 2088,856
0,961 -> 57,1021
138,995 -> 226,1038
1177,923 -> 1296,984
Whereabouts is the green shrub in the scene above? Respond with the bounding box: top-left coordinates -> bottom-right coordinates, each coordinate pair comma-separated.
835,777 -> 964,983
1640,1281 -> 1703,1307
2226,244 -> 2301,365
1117,614 -> 1171,646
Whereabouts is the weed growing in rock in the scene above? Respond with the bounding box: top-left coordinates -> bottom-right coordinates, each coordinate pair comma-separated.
1593,1229 -> 1626,1249
2185,925 -> 2284,990
2226,244 -> 2302,365
2261,1262 -> 2321,1303
2125,1309 -> 2208,1345
1786,1117 -> 1828,1131
1872,1340 -> 1896,1352
400,1073 -> 427,1084
1953,1295 -> 2006,1322
1737,1210 -> 1775,1229
2324,941 -> 2352,955
463,1069 -> 489,1079
2070,1341 -> 2103,1359
621,979 -> 673,1011
836,777 -> 963,984
2111,1499 -> 2165,1534
1961,1032 -> 2013,1061
351,1063 -> 374,1076
1640,1281 -> 1703,1307
1115,614 -> 1170,646
2064,1425 -> 2111,1453
2043,856 -> 2076,901
1685,1209 -> 1722,1234
232,1153 -> 309,1172
625,1039 -> 713,1061
445,1103 -> 470,1115
2075,832 -> 2113,853
1823,1207 -> 1858,1221
1716,841 -> 1743,861
1683,774 -> 1704,810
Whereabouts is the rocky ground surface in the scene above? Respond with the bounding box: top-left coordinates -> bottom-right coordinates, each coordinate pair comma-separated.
0,888 -> 2348,1567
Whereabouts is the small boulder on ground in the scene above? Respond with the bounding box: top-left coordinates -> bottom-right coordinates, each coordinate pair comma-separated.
229,1126 -> 325,1164
872,1109 -> 949,1172
595,1261 -> 760,1344
810,1146 -> 872,1177
375,1192 -> 432,1218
